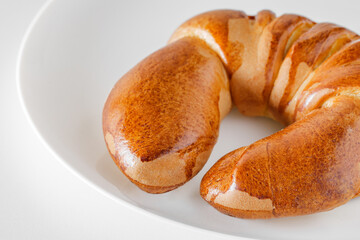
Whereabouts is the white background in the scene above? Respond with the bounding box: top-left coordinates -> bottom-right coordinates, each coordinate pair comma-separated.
0,0 -> 242,239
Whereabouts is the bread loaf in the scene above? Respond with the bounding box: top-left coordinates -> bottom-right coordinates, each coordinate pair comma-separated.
103,9 -> 360,218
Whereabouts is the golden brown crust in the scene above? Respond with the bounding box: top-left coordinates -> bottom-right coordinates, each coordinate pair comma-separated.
269,23 -> 357,123
202,97 -> 360,218
103,9 -> 360,218
169,9 -> 248,71
103,37 -> 230,193
295,39 -> 360,120
271,97 -> 360,217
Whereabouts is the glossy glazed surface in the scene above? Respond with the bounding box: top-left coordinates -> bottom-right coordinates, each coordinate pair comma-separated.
103,37 -> 231,193
103,9 -> 360,218
202,97 -> 360,218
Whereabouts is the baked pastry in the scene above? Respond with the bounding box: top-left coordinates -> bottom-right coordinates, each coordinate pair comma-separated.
103,37 -> 231,193
103,9 -> 360,218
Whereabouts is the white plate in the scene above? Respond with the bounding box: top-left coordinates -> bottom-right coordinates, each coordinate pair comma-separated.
17,0 -> 360,239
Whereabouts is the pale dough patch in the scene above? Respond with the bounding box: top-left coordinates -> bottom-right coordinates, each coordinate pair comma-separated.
228,18 -> 252,42
124,151 -> 187,187
291,62 -> 312,99
214,189 -> 274,211
270,57 -> 292,108
284,71 -> 315,122
269,60 -> 311,117
169,27 -> 227,64
205,187 -> 219,202
122,147 -> 213,187
230,18 -> 263,93
192,149 -> 213,176
105,132 -> 115,155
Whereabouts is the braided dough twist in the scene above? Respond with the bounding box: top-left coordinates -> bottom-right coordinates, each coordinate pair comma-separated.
103,10 -> 360,218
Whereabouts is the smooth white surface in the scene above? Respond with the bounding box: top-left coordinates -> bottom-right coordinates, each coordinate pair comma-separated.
4,0 -> 360,239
